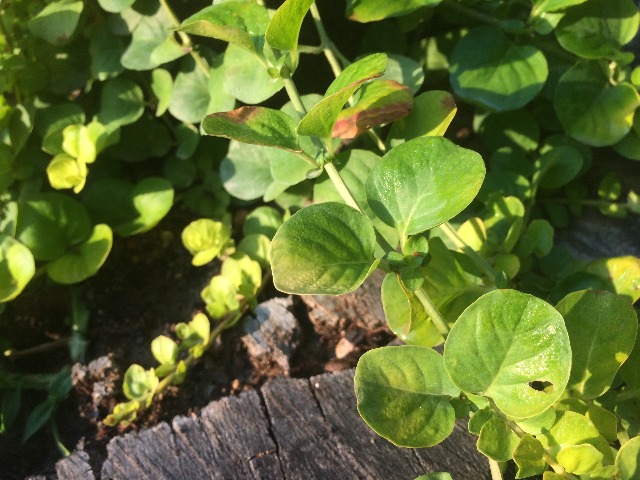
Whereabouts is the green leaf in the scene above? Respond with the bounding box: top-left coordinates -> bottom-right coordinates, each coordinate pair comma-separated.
414,474 -> 453,480
468,408 -> 497,435
47,224 -> 113,284
203,107 -> 300,152
477,110 -> 540,152
244,206 -> 282,239
201,275 -> 239,319
179,2 -> 269,52
557,444 -> 604,474
513,434 -> 546,478
0,235 -> 35,302
219,141 -> 274,201
114,178 -> 174,237
355,346 -> 459,447
23,399 -> 54,443
221,253 -> 262,299
516,219 -> 554,258
532,0 -> 587,13
28,0 -> 83,46
587,404 -> 618,443
346,0 -> 442,22
616,435 -> 640,480
386,91 -> 457,147
450,27 -> 548,111
223,44 -> 284,104
97,78 -> 145,129
176,313 -> 210,350
444,289 -> 571,419
555,0 -> 640,59
333,80 -> 413,139
556,290 -> 638,399
297,53 -> 388,138
515,408 -> 557,435
585,256 -> 640,304
1,389 -> 21,433
237,234 -> 271,269
90,25 -> 126,81
16,193 -> 92,261
381,273 -> 444,346
98,0 -> 135,13
181,219 -> 231,267
151,69 -> 173,117
554,61 -> 640,146
266,0 -> 314,51
122,365 -> 158,402
120,3 -> 187,71
366,136 -> 485,238
103,400 -> 139,427
537,145 -> 584,189
151,336 -> 179,366
477,416 -> 520,461
46,154 -> 87,194
271,202 -> 379,295
381,54 -> 425,94
539,411 -> 614,464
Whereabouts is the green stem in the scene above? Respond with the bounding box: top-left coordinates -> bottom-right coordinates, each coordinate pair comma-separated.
415,287 -> 450,338
325,163 -> 361,211
52,421 -> 71,457
298,45 -> 324,54
4,338 -> 69,360
489,459 -> 503,480
309,3 -> 344,77
438,223 -> 496,281
282,74 -> 308,117
617,387 -> 640,402
158,0 -> 210,76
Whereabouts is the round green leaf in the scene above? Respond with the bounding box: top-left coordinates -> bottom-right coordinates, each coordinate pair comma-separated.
0,235 -> 35,302
114,178 -> 174,237
557,444 -> 604,475
221,253 -> 262,299
123,365 -> 158,402
513,433 -> 547,478
444,289 -> 571,419
355,346 -> 459,447
47,224 -> 113,284
90,25 -> 126,81
477,110 -> 540,152
220,141 -> 274,201
223,44 -> 284,104
616,435 -> 640,480
28,0 -> 83,46
97,78 -> 145,129
237,234 -> 271,269
381,273 -> 444,347
555,0 -> 640,59
271,202 -> 379,295
366,136 -> 485,238
16,193 -> 92,261
243,206 -> 282,239
556,290 -> 638,399
201,275 -> 239,319
477,416 -> 520,461
450,27 -> 548,111
537,145 -> 584,189
554,61 -> 640,146
98,0 -> 135,13
181,219 -> 231,267
151,335 -> 179,366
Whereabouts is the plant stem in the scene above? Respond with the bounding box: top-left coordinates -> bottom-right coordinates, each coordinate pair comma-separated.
4,338 -> 69,360
489,459 -> 503,480
617,387 -> 640,402
325,163 -> 361,211
309,3 -> 345,77
158,0 -> 210,76
282,74 -> 308,117
51,421 -> 71,457
438,222 -> 496,281
415,287 -> 450,338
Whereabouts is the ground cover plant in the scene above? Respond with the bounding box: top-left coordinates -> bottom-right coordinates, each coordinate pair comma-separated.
1,0 -> 640,478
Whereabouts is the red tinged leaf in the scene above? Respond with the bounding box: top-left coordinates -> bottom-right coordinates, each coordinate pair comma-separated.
332,80 -> 413,139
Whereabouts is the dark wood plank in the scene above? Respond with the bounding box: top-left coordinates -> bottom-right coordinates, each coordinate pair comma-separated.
55,450 -> 95,480
311,369 -> 490,480
172,389 -> 282,479
101,422 -> 181,480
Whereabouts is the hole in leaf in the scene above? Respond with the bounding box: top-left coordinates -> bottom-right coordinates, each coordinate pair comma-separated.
529,380 -> 554,393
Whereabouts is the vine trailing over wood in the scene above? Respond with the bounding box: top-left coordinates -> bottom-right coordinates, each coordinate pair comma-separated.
1,0 -> 640,477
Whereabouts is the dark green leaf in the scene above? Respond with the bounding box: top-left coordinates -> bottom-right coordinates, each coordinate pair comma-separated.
271,202 -> 379,295
97,78 -> 145,129
346,0 -> 442,22
28,0 -> 83,46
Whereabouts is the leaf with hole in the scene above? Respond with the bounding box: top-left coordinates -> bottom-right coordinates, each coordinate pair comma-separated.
444,289 -> 571,419
355,346 -> 459,447
271,202 -> 379,295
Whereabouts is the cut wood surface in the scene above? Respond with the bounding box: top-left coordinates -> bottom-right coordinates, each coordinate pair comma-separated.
55,369 -> 488,480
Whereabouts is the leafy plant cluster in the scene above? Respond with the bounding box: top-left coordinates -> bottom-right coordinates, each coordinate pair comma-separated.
1,0 -> 640,478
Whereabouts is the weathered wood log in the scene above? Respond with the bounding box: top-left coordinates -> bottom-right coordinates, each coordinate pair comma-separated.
60,369 -> 488,480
